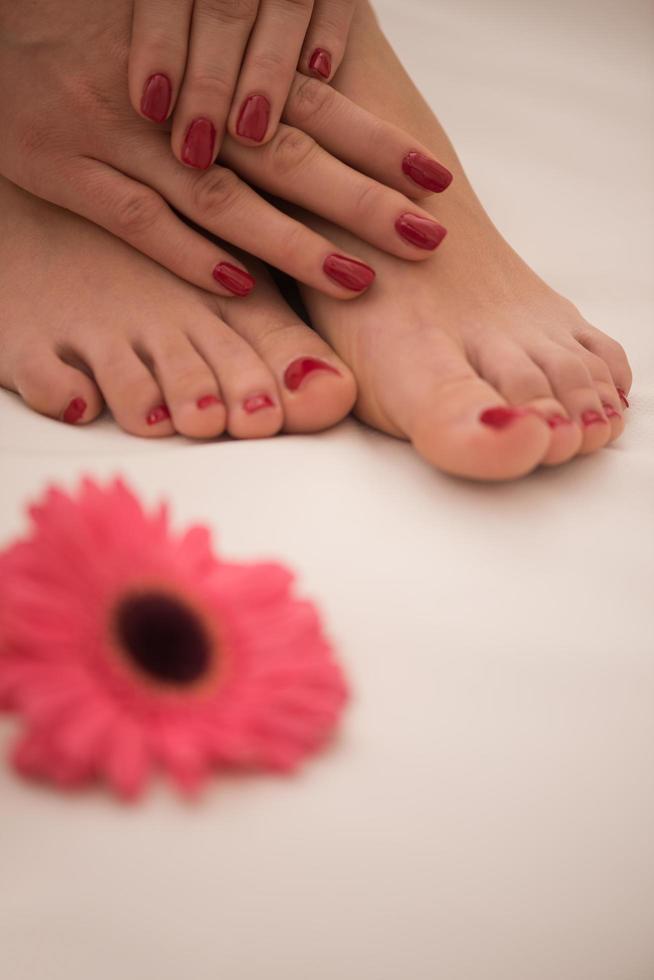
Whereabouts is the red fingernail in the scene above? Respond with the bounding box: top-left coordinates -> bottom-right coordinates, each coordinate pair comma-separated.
63,397 -> 86,425
395,213 -> 447,250
581,410 -> 608,427
617,387 -> 629,408
236,95 -> 270,142
243,393 -> 275,414
284,357 -> 340,392
197,394 -> 221,410
402,151 -> 453,193
181,118 -> 216,169
309,48 -> 332,79
480,406 -> 525,429
323,254 -> 375,292
602,402 -> 620,419
212,262 -> 255,296
146,404 -> 171,425
140,73 -> 171,123
547,414 -> 573,428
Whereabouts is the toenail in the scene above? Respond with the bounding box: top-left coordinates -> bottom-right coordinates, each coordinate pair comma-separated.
197,394 -> 222,410
63,397 -> 87,425
401,151 -> 453,193
395,213 -> 447,250
323,254 -> 376,292
146,404 -> 171,425
547,414 -> 574,428
617,387 -> 630,408
479,405 -> 525,429
309,48 -> 332,78
602,402 -> 621,419
140,73 -> 171,123
181,117 -> 216,169
212,262 -> 255,297
243,393 -> 275,414
284,357 -> 340,392
581,410 -> 608,427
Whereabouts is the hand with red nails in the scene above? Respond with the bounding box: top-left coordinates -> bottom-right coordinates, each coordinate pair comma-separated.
0,0 -> 453,301
129,0 -> 359,166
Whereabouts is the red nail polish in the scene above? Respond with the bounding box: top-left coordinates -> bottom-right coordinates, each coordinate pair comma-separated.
602,402 -> 620,419
395,213 -> 447,250
284,357 -> 340,392
243,393 -> 275,414
617,387 -> 629,408
146,404 -> 171,425
309,48 -> 332,79
402,151 -> 453,193
581,410 -> 608,427
197,394 -> 221,410
140,73 -> 171,123
63,397 -> 86,425
547,414 -> 573,428
236,95 -> 270,142
212,262 -> 255,296
323,254 -> 375,292
181,118 -> 216,169
479,406 -> 525,429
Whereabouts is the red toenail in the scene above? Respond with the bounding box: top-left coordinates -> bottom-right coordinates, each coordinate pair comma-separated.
395,213 -> 447,250
602,402 -> 620,419
309,48 -> 332,78
617,387 -> 630,408
402,151 -> 453,193
212,262 -> 255,297
323,254 -> 376,292
140,73 -> 171,123
581,410 -> 608,427
284,357 -> 340,392
479,406 -> 524,429
197,394 -> 221,410
243,393 -> 275,414
181,117 -> 216,169
63,397 -> 86,425
547,414 -> 573,428
146,404 -> 171,425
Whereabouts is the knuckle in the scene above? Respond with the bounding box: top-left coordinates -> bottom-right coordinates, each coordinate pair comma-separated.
183,63 -> 234,98
246,47 -> 288,77
268,126 -> 317,176
352,179 -> 384,219
288,74 -> 333,126
195,0 -> 258,25
192,167 -> 243,213
113,188 -> 163,237
273,220 -> 310,265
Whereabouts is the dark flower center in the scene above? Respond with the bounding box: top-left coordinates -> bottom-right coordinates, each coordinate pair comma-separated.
115,592 -> 212,686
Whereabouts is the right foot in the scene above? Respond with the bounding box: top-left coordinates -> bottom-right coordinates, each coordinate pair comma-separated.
0,178 -> 355,439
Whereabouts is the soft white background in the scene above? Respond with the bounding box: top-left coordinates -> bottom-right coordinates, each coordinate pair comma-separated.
1,1 -> 653,978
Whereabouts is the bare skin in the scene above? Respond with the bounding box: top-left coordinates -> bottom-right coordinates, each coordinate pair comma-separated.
297,1 -> 633,480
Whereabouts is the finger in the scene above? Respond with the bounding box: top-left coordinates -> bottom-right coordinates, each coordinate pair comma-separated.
284,73 -> 453,198
171,0 -> 259,169
221,125 -> 448,259
228,0 -> 314,145
299,0 -> 356,82
121,143 -> 375,297
128,0 -> 194,123
53,157 -> 256,297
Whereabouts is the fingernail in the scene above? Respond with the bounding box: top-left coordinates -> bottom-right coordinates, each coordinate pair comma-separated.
181,118 -> 216,169
197,394 -> 221,410
236,95 -> 270,142
402,151 -> 453,193
479,406 -> 525,429
547,414 -> 573,428
63,397 -> 86,425
146,404 -> 171,426
243,393 -> 275,414
212,262 -> 255,296
284,357 -> 341,392
395,213 -> 447,250
581,410 -> 608,427
140,73 -> 171,123
323,254 -> 375,292
602,402 -> 620,419
617,387 -> 630,408
309,48 -> 332,79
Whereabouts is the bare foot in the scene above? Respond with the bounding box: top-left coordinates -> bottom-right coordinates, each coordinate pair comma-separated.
299,1 -> 632,481
0,177 -> 355,439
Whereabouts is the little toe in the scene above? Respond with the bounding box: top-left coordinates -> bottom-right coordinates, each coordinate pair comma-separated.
11,347 -> 103,426
574,323 -> 633,397
88,343 -> 174,437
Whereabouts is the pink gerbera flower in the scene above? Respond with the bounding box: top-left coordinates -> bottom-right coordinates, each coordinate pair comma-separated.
0,478 -> 348,799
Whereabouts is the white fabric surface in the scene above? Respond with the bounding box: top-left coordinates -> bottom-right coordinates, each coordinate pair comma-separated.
1,2 -> 653,978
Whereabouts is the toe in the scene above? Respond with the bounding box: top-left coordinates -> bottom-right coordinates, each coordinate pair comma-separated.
88,343 -> 174,437
574,322 -> 633,397
523,398 -> 582,466
11,346 -> 103,426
